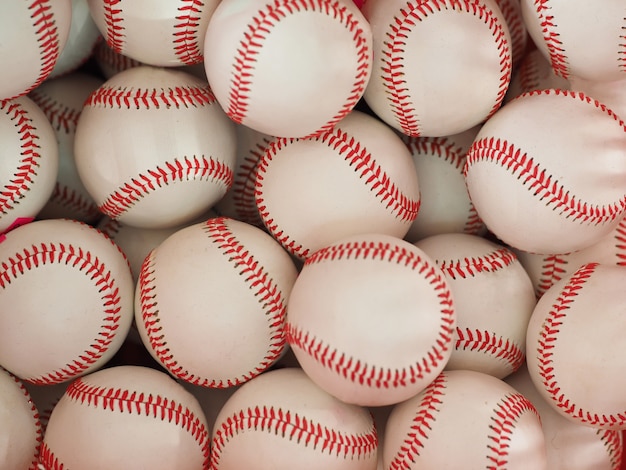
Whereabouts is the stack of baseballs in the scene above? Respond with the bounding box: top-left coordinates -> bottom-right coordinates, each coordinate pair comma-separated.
1,1 -> 625,469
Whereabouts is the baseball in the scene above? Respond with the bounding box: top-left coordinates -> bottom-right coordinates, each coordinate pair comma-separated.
494,0 -> 528,67
383,369 -> 547,469
40,365 -> 210,469
464,88 -> 626,254
135,216 -> 299,388
415,233 -> 536,379
526,262 -> 626,430
203,0 -> 373,138
362,0 -> 512,137
286,233 -> 456,406
0,219 -> 134,385
0,0 -> 72,101
210,367 -> 378,470
506,48 -> 571,102
74,65 -> 237,229
255,109 -> 421,260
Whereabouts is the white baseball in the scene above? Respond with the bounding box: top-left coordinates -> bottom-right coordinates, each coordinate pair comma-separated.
464,88 -> 626,254
74,65 -> 237,229
570,75 -> 626,123
0,219 -> 134,385
286,233 -> 456,407
521,0 -> 626,82
362,0 -> 512,137
0,1 -> 72,101
135,216 -> 299,388
0,96 -> 59,234
383,369 -> 547,469
203,0 -> 373,138
255,110 -> 421,259
0,367 -> 42,470
415,233 -> 536,379
209,367 -> 378,470
87,0 -> 220,67
526,263 -> 626,429
29,72 -> 104,224
506,47 -> 571,102
40,365 -> 210,469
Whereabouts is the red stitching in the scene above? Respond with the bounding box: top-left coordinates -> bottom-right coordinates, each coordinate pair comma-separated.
256,129 -> 420,258
517,50 -> 545,93
615,217 -> 626,266
486,392 -> 540,469
288,240 -> 455,387
209,404 -> 377,468
85,83 -> 217,110
173,0 -> 205,65
454,328 -> 524,372
227,0 -> 371,136
494,0 -> 525,63
45,183 -> 101,222
103,0 -> 125,53
620,16 -> 626,74
0,241 -> 123,385
94,40 -> 142,77
0,100 -> 44,216
386,373 -> 446,470
98,155 -> 233,220
28,90 -> 81,134
537,254 -> 568,297
532,0 -> 569,78
38,443 -> 62,470
436,247 -> 517,280
598,428 -> 624,469
381,0 -> 511,136
138,217 -> 288,388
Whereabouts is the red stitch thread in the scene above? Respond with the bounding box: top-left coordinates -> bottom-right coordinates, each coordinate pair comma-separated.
380,0 -> 511,136
436,248 -> 517,280
256,129 -> 420,258
386,373 -> 447,470
287,240 -> 455,387
46,183 -> 101,222
209,405 -> 378,469
486,392 -> 540,469
0,240 -> 123,385
454,328 -> 524,372
99,155 -> 233,220
494,0 -> 525,63
533,0 -> 569,78
138,217 -> 287,388
620,16 -> 626,74
598,428 -> 624,470
0,100 -> 44,216
536,253 -> 568,297
227,0 -> 371,137
29,90 -> 81,134
173,0 -> 205,65
94,40 -> 142,76
615,217 -> 626,266
85,83 -> 217,110
103,0 -> 125,53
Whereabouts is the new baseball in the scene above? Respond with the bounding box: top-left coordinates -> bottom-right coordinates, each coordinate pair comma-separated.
0,219 -> 134,385
362,0 -> 512,137
464,88 -> 626,254
286,233 -> 456,406
203,0 -> 373,138
40,365 -> 210,469
74,65 -> 237,229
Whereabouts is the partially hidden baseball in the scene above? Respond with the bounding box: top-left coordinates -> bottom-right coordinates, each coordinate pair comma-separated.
286,233 -> 456,406
203,0 -> 373,138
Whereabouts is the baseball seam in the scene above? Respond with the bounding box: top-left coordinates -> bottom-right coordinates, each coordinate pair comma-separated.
287,240 -> 455,388
486,392 -> 540,469
386,373 -> 446,470
138,217 -> 287,388
94,40 -> 142,76
85,83 -> 217,109
256,129 -> 421,259
615,217 -> 626,266
537,253 -> 568,297
173,0 -> 205,65
98,155 -> 234,220
0,241 -> 123,385
227,0 -> 371,137
28,89 -> 81,135
495,0 -> 526,64
436,247 -> 517,280
45,182 -> 102,222
103,0 -> 125,54
533,0 -> 569,79
0,100 -> 43,216
620,16 -> 626,74
209,405 -> 378,469
455,328 -> 524,372
517,50 -> 544,94
598,428 -> 624,470
381,0 -> 511,136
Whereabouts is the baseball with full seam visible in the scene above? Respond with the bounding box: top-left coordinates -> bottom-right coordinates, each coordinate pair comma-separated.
520,0 -> 626,82
209,367 -> 378,470
362,0 -> 512,137
87,0 -> 221,67
526,262 -> 626,430
203,0 -> 373,138
74,65 -> 237,229
464,88 -> 626,255
0,219 -> 134,386
383,369 -> 547,469
0,1 -> 72,101
415,233 -> 536,380
135,216 -> 299,389
40,365 -> 210,470
286,233 -> 456,407
255,109 -> 421,260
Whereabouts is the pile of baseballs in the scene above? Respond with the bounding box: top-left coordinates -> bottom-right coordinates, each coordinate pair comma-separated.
1,1 -> 626,469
